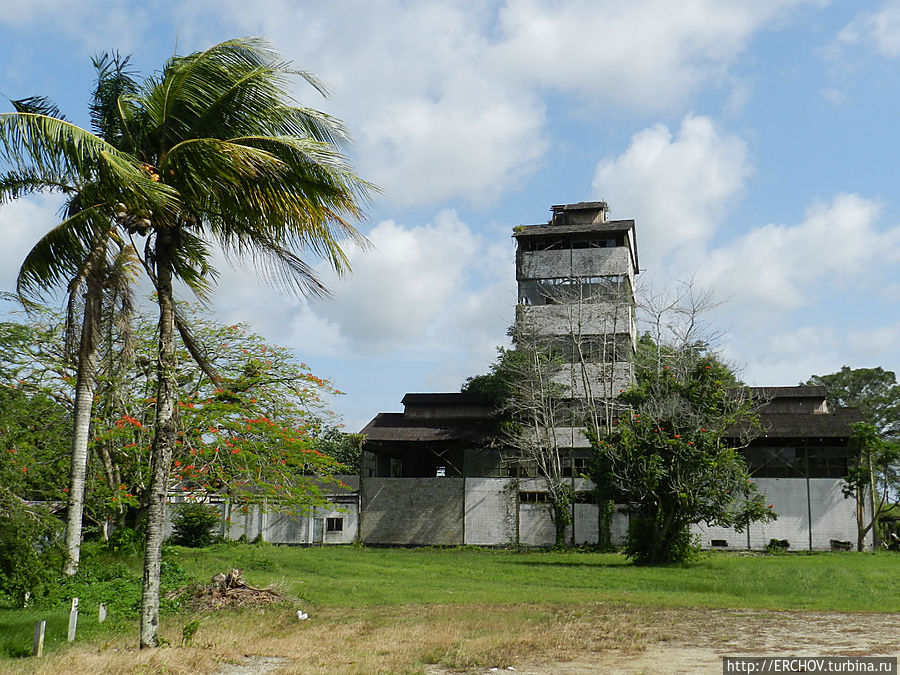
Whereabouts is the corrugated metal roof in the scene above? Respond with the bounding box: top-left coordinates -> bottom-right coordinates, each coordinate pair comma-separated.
360,413 -> 495,443
749,385 -> 828,399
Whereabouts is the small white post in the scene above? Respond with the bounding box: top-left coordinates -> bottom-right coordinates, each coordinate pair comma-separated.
67,597 -> 79,641
33,621 -> 46,657
99,603 -> 107,624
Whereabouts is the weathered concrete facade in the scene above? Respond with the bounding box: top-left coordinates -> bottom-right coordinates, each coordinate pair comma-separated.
164,476 -> 360,545
513,202 -> 638,418
355,203 -> 867,552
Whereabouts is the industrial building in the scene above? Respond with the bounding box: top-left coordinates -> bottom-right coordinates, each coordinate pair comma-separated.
355,202 -> 868,551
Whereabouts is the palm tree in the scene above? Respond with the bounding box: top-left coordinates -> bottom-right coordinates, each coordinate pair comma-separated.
2,39 -> 372,647
113,40 -> 371,646
98,39 -> 371,648
1,59 -> 172,577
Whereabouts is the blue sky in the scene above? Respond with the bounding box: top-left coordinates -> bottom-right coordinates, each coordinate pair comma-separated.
2,1 -> 900,431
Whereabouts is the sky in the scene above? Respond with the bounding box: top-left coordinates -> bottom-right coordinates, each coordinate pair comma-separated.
2,1 -> 900,432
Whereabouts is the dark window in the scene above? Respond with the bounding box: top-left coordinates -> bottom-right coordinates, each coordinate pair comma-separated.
326,517 -> 343,532
711,539 -> 728,548
519,491 -> 550,503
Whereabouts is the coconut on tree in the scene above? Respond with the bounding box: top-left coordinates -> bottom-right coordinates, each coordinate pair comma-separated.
0,38 -> 373,647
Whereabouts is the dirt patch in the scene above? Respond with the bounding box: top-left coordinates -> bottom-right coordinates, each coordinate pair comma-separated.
426,608 -> 899,675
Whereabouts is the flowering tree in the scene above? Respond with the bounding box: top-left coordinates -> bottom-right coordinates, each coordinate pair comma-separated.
589,284 -> 774,564
591,344 -> 774,564
1,303 -> 349,534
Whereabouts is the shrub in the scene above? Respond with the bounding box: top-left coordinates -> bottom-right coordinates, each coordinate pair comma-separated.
170,503 -> 220,548
767,538 -> 790,554
626,516 -> 701,565
0,495 -> 62,605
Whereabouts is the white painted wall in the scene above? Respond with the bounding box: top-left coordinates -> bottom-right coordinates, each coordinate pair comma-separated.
689,478 -> 866,551
465,478 -> 516,545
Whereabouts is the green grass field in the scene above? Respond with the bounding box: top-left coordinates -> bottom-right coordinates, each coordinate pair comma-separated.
176,543 -> 900,612
1,545 -> 897,671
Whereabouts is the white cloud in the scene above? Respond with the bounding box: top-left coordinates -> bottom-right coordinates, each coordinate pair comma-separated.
208,208 -> 515,363
700,194 -> 900,311
494,0 -> 822,111
314,210 -> 510,353
0,194 -> 64,294
838,1 -> 900,59
591,114 -> 751,271
163,0 -> 824,209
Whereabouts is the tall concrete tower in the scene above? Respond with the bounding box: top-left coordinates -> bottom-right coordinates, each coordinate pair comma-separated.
512,201 -> 639,453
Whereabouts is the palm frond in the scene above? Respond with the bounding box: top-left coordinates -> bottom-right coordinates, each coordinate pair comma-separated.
0,113 -> 180,217
10,96 -> 65,120
90,51 -> 140,148
222,229 -> 332,300
16,205 -> 111,298
0,168 -> 75,203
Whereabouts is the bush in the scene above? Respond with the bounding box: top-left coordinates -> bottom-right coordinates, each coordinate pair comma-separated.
767,538 -> 790,554
106,525 -> 144,555
625,516 -> 701,565
170,503 -> 220,548
0,496 -> 62,605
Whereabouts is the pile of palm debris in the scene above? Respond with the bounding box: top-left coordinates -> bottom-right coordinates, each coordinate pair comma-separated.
167,568 -> 285,609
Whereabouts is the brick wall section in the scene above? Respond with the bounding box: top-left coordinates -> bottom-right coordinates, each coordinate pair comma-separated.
360,477 -> 465,545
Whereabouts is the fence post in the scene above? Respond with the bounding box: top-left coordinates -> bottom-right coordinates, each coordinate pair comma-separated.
32,621 -> 46,657
99,603 -> 107,624
67,597 -> 79,641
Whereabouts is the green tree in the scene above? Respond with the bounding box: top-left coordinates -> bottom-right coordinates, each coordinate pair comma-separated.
1,40 -> 371,646
1,57 -> 160,577
2,302 -> 350,529
590,344 -> 774,564
806,367 -> 900,550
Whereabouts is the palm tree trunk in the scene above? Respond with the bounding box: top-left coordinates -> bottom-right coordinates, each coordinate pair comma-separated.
62,273 -> 103,577
140,233 -> 178,649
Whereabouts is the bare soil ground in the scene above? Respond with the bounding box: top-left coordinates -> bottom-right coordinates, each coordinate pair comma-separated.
6,605 -> 896,674
423,608 -> 899,675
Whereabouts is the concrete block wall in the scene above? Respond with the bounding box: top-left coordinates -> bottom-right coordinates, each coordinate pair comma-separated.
518,304 -> 634,340
164,498 -> 359,545
518,247 -> 633,282
519,503 -> 567,545
464,478 -> 517,545
360,477 -> 464,545
689,478 -> 865,551
551,362 -> 634,398
573,503 -> 598,544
